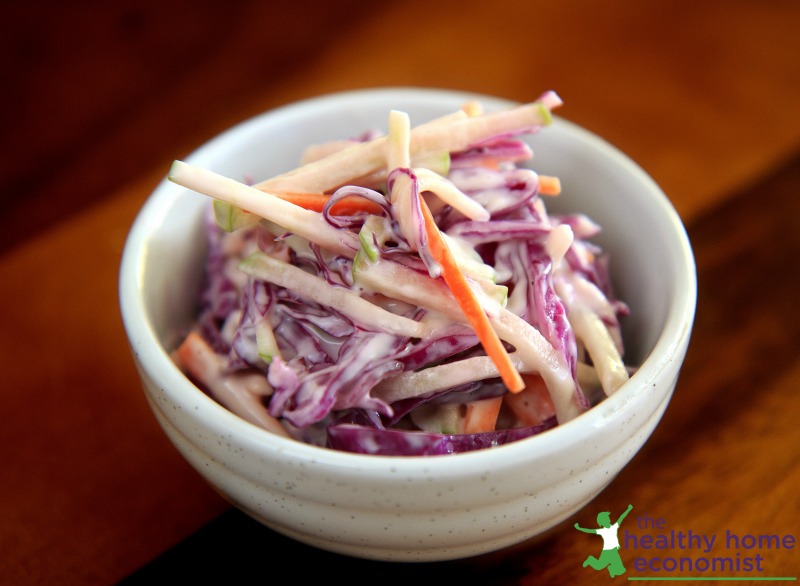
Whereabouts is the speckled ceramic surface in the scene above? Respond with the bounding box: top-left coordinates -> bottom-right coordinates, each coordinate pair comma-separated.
119,88 -> 696,562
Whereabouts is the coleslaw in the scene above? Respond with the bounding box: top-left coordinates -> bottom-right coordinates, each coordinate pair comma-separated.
168,92 -> 632,455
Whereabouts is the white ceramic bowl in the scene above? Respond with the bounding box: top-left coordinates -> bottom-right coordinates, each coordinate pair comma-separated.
119,87 -> 696,562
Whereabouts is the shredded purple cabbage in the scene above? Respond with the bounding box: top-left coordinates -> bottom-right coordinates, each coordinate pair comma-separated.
187,109 -> 629,455
326,417 -> 557,456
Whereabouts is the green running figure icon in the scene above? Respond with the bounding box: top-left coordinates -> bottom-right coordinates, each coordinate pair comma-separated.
574,504 -> 634,578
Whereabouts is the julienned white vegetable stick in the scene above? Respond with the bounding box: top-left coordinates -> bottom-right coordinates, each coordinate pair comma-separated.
175,332 -> 290,438
554,273 -> 628,394
301,139 -> 359,164
254,95 -> 559,194
168,161 -> 359,258
568,306 -> 629,395
256,111 -> 466,195
354,257 -> 582,422
255,318 -> 281,363
545,224 -> 574,267
374,353 -> 526,403
577,362 -> 602,388
387,110 -> 411,171
562,270 -> 625,352
301,139 -> 451,186
490,308 -> 584,422
416,168 -> 490,221
239,252 -> 429,339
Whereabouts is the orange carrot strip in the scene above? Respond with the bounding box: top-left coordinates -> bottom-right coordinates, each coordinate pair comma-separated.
538,175 -> 562,196
419,200 -> 524,393
463,396 -> 504,434
503,374 -> 556,427
255,189 -> 384,216
174,332 -> 291,438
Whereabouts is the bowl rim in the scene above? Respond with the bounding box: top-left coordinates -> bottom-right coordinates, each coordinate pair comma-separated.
119,86 -> 697,474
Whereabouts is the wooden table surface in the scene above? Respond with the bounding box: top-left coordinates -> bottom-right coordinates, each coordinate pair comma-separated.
2,2 -> 799,583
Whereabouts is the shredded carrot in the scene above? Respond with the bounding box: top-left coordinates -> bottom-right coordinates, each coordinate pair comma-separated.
503,374 -> 555,426
538,175 -> 562,196
175,331 -> 217,382
255,189 -> 384,216
463,396 -> 504,433
419,200 -> 524,393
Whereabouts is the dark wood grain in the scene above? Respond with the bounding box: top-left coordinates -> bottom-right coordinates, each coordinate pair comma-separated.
1,0 -> 381,253
4,1 -> 800,253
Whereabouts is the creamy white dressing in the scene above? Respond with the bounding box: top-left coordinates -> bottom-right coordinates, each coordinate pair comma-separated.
172,94 -> 630,450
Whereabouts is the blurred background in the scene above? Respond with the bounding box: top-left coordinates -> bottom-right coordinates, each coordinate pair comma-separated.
3,0 -> 799,252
